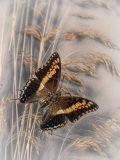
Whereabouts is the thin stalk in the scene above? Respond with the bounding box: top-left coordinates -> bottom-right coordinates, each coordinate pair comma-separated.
51,7 -> 70,54
0,1 -> 7,82
57,125 -> 74,160
38,0 -> 52,67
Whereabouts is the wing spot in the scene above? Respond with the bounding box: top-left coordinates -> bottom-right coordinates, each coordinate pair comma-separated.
57,58 -> 60,62
54,65 -> 59,69
82,100 -> 86,105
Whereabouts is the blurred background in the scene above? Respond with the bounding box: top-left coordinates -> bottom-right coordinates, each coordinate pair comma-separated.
0,0 -> 120,160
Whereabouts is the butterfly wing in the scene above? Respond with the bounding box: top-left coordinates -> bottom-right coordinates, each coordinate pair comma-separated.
40,96 -> 98,131
41,111 -> 67,131
58,96 -> 99,122
40,103 -> 67,131
35,52 -> 61,94
19,52 -> 61,103
20,78 -> 40,103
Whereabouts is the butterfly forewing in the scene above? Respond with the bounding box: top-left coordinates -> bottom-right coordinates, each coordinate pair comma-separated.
20,78 -> 40,103
35,52 -> 61,94
19,52 -> 61,103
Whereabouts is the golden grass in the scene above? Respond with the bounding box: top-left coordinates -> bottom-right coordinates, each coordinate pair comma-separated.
62,52 -> 120,78
0,95 -> 11,135
88,0 -> 111,9
63,61 -> 97,77
105,117 -> 120,132
65,115 -> 120,158
88,52 -> 120,76
24,25 -> 116,49
24,26 -> 42,41
7,131 -> 41,156
57,115 -> 120,160
0,104 -> 5,134
62,71 -> 84,86
73,137 -> 106,157
24,26 -> 59,42
63,26 -> 115,48
93,124 -> 112,144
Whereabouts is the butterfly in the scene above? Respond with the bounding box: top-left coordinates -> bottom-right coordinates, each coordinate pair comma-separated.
19,52 -> 99,131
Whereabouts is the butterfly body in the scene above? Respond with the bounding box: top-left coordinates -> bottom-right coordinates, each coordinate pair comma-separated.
19,52 -> 99,131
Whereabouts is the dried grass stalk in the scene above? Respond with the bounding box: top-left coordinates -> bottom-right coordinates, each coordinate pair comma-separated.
73,137 -> 106,156
32,6 -> 43,18
93,124 -> 112,144
0,104 -> 5,134
63,61 -> 97,77
44,28 -> 59,41
105,117 -> 120,132
24,26 -> 59,42
62,71 -> 84,86
63,52 -> 120,77
24,26 -> 42,41
7,131 -> 41,155
0,95 -> 11,135
28,135 -> 41,155
18,113 -> 41,130
63,26 -> 115,48
88,52 -> 120,76
22,55 -> 37,65
87,0 -> 111,9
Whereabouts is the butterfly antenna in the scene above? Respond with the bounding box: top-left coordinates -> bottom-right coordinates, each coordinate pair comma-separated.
10,98 -> 20,101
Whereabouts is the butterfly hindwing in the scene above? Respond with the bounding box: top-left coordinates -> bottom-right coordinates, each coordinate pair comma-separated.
59,96 -> 99,122
40,96 -> 98,130
40,108 -> 67,131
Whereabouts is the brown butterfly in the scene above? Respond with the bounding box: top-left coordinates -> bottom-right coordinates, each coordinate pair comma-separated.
19,52 -> 99,131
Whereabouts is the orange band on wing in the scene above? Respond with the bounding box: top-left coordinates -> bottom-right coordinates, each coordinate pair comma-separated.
53,101 -> 94,115
35,62 -> 60,95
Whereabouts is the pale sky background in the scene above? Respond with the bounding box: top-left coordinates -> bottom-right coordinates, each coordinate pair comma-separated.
0,0 -> 120,160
